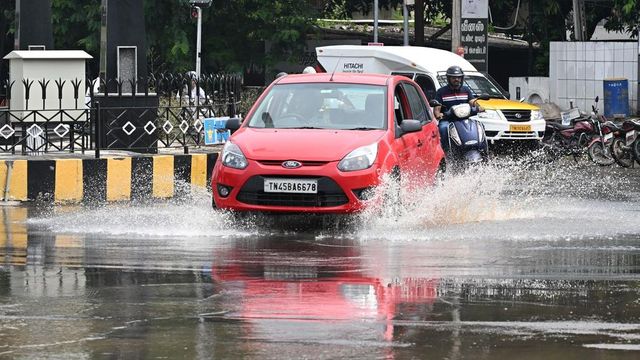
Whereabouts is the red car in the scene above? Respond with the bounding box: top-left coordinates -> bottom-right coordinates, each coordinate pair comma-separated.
211,73 -> 444,213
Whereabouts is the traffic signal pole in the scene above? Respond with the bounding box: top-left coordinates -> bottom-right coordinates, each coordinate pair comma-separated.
195,6 -> 202,79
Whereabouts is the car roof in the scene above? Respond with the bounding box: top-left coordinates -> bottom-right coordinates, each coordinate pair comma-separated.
275,72 -> 393,86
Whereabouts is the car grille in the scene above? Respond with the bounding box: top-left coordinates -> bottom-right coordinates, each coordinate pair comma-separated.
501,110 -> 531,122
258,160 -> 329,167
237,176 -> 349,207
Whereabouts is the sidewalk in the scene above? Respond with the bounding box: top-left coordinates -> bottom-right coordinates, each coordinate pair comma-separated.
0,146 -> 224,203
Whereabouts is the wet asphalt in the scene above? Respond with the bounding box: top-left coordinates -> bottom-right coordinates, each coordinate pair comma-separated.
1,155 -> 640,359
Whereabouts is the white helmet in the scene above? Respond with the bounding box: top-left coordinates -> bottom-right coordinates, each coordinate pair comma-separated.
186,70 -> 197,80
302,66 -> 316,74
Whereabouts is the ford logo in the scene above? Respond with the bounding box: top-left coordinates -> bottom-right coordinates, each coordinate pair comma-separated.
515,113 -> 522,119
282,160 -> 302,169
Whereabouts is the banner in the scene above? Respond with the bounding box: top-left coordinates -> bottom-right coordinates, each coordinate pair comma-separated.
461,0 -> 488,72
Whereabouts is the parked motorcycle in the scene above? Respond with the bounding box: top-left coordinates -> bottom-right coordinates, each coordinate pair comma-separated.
542,97 -> 614,165
607,119 -> 640,168
542,117 -> 593,161
583,97 -> 615,166
431,96 -> 489,166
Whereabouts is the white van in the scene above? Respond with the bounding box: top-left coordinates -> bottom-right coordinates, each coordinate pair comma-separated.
315,45 -> 545,143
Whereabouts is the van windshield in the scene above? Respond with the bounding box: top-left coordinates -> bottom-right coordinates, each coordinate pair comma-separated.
437,73 -> 506,99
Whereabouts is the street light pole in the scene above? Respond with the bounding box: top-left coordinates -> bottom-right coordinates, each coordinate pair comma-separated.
195,6 -> 202,79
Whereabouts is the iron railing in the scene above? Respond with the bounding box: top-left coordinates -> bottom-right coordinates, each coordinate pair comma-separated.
0,72 -> 243,157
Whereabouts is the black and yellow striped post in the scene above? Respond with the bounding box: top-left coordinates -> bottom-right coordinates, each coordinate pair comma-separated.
0,153 -> 218,203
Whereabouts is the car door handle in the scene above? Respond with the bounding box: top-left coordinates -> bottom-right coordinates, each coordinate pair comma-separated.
417,139 -> 423,147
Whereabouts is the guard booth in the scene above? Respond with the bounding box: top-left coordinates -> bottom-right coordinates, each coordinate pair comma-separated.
2,50 -> 92,153
4,50 -> 92,113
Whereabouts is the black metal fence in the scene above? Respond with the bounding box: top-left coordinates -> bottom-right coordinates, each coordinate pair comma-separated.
0,72 -> 242,157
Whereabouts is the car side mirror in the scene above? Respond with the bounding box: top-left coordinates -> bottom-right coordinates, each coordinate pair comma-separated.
478,94 -> 491,101
226,117 -> 242,132
429,100 -> 441,107
400,119 -> 421,133
595,96 -> 599,103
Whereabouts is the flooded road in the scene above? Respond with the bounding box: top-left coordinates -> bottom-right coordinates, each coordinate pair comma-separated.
1,159 -> 640,359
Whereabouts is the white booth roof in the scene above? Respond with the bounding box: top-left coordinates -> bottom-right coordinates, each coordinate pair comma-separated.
3,50 -> 93,60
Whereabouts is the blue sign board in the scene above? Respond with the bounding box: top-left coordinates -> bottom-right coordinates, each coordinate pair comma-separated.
203,117 -> 231,145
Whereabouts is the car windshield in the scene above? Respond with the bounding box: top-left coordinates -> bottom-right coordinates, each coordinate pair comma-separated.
437,72 -> 506,99
246,83 -> 387,130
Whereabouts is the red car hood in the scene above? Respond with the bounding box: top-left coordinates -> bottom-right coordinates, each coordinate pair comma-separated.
231,128 -> 385,161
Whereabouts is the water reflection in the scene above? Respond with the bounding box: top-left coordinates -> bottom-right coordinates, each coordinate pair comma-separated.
1,205 -> 640,358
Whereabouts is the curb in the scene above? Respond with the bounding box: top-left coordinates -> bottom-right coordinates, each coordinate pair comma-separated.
0,153 -> 219,203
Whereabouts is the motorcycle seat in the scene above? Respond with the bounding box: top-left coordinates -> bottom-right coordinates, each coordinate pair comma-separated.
546,122 -> 574,130
623,119 -> 640,130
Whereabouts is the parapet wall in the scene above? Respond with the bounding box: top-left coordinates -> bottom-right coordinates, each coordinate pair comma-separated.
0,153 -> 219,203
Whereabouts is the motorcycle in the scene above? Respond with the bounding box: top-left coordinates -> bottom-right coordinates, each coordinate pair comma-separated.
542,97 -> 612,164
607,119 -> 640,168
430,96 -> 489,166
584,97 -> 615,166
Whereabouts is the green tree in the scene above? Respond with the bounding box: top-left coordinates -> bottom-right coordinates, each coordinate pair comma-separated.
604,0 -> 639,36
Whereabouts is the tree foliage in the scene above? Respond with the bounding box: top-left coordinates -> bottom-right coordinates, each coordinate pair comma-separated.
2,0 -> 638,78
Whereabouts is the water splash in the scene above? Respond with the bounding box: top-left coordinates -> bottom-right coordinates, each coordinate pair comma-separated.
357,156 -> 640,241
28,185 -> 258,238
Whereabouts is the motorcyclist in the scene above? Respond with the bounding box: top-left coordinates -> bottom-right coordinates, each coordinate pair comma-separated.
433,65 -> 483,152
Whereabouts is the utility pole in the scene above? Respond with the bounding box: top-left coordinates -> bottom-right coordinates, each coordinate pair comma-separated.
403,0 -> 412,46
572,0 -> 586,40
451,0 -> 461,52
374,0 -> 379,43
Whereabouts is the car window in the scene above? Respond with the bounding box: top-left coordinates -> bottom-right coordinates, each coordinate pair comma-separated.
393,84 -> 411,137
246,83 -> 387,130
402,82 -> 429,123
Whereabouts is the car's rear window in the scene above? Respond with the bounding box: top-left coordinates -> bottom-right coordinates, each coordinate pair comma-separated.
247,83 -> 387,130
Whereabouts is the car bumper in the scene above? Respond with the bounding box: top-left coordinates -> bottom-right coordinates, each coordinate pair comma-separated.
211,159 -> 382,213
473,117 -> 546,141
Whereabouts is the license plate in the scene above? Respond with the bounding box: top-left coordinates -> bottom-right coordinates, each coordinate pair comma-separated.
627,130 -> 637,146
604,132 -> 613,142
509,124 -> 532,132
264,178 -> 318,193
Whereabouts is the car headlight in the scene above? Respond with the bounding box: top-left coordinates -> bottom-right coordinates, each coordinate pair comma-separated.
221,141 -> 248,169
531,110 -> 544,121
477,109 -> 501,120
338,142 -> 378,172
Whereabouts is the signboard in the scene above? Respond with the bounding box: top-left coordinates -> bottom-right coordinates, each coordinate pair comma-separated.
203,117 -> 230,145
560,108 -> 581,126
461,0 -> 488,72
